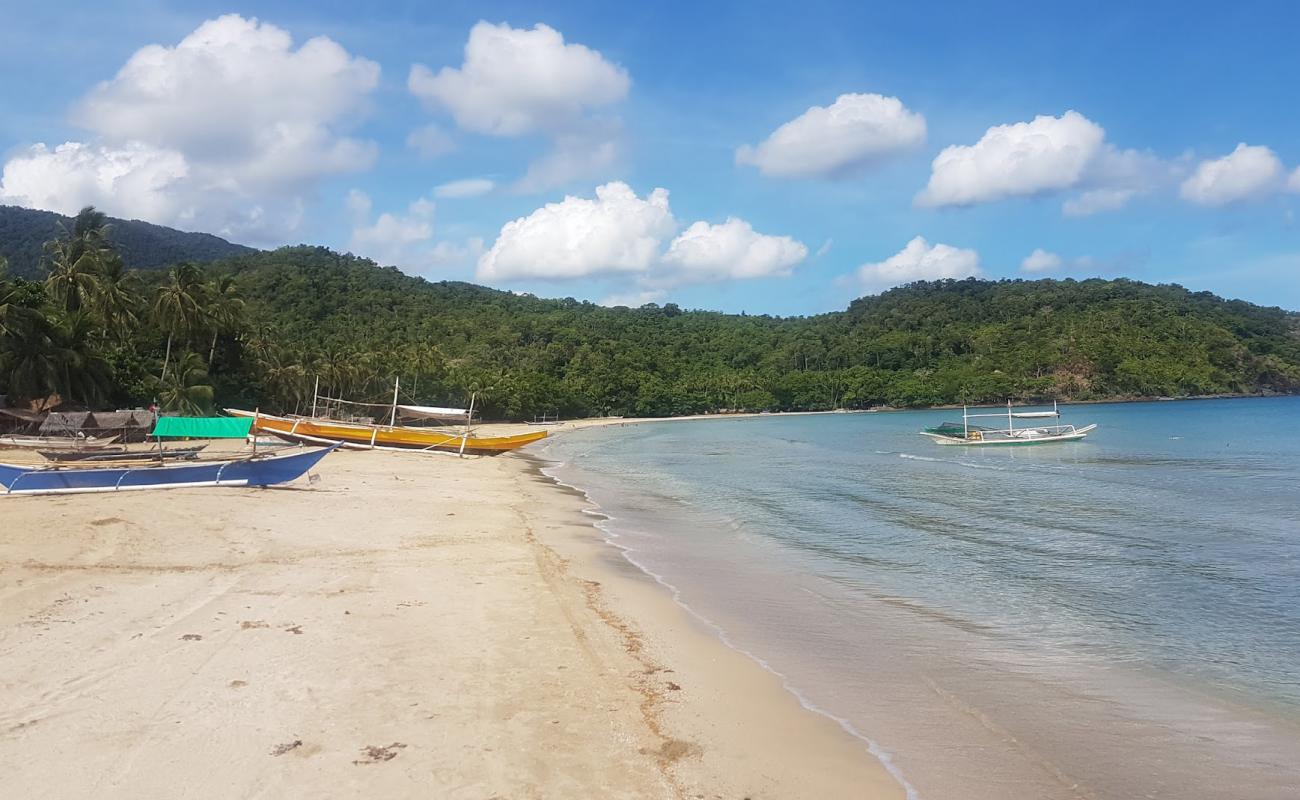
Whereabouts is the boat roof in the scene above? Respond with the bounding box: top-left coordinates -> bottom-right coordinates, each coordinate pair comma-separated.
152,416 -> 254,439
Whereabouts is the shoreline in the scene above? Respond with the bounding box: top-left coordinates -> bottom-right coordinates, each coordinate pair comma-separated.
523,451 -> 919,797
0,441 -> 904,798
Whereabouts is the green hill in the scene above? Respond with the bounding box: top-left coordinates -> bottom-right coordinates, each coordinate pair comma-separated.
0,205 -> 256,278
3,226 -> 1298,418
204,246 -> 1300,417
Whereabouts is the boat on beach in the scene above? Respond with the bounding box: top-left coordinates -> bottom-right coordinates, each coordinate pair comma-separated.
225,376 -> 547,456
225,409 -> 548,455
39,444 -> 208,463
0,433 -> 120,450
920,402 -> 1097,446
2,416 -> 335,495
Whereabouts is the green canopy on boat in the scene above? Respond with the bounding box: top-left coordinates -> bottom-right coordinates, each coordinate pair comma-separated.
151,416 -> 253,439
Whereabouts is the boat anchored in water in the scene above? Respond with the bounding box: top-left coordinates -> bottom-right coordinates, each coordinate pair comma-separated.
920,401 -> 1097,446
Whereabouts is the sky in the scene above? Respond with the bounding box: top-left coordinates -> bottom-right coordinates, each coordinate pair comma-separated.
2,0 -> 1299,315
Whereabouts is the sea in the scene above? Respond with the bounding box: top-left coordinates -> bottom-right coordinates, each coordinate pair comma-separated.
539,397 -> 1300,800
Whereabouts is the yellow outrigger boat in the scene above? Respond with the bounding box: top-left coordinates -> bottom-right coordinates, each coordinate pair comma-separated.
225,409 -> 547,456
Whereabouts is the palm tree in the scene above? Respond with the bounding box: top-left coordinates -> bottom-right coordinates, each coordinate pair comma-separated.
91,253 -> 140,343
152,263 -> 208,382
43,206 -> 111,313
204,276 -> 246,366
157,351 -> 214,416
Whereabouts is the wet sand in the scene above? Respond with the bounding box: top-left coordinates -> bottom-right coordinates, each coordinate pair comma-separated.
0,442 -> 903,798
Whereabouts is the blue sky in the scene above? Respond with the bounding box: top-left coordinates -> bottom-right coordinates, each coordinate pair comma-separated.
2,1 -> 1298,314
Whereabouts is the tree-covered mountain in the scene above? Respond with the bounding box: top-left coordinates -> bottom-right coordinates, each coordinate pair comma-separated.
0,205 -> 256,278
3,212 -> 1298,419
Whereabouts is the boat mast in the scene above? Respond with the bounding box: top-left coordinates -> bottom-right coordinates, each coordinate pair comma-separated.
389,377 -> 400,428
963,405 -> 969,437
311,376 -> 319,419
458,392 -> 476,459
1008,400 -> 1014,434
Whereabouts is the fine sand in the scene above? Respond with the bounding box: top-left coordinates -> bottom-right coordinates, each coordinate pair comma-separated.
0,438 -> 903,798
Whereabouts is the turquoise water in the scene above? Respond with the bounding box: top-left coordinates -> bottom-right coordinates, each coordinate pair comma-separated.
541,398 -> 1300,799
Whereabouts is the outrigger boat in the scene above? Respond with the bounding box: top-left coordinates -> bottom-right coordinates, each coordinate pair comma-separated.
39,444 -> 208,463
1,417 -> 335,496
0,434 -> 120,450
225,376 -> 547,456
920,402 -> 1097,446
225,409 -> 548,455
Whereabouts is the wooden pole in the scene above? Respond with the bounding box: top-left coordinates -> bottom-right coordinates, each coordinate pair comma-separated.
458,392 -> 476,459
389,377 -> 400,428
311,376 -> 319,419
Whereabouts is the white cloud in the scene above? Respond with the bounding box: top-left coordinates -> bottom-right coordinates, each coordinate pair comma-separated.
1020,248 -> 1064,273
477,181 -> 808,297
815,238 -> 833,257
0,141 -> 189,223
1180,143 -> 1284,206
1289,167 -> 1300,193
0,14 -> 380,243
434,178 -> 495,198
918,111 -> 1104,207
477,181 -> 674,281
736,93 -> 926,178
407,124 -> 455,159
662,218 -> 807,282
410,22 -> 628,193
409,22 -> 629,135
510,126 -> 621,193
347,191 -> 483,273
1062,188 -> 1136,217
856,236 -> 980,291
600,289 -> 667,308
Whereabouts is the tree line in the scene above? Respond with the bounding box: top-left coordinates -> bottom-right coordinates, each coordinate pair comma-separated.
2,206 -> 1298,420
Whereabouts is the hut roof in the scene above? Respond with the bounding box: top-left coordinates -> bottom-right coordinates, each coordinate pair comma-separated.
40,411 -> 93,435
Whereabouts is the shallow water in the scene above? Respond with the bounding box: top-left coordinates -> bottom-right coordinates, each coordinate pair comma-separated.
542,398 -> 1300,799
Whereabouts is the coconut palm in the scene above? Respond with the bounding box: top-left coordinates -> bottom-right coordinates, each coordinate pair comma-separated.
91,254 -> 140,343
204,275 -> 246,366
152,263 -> 208,381
43,206 -> 111,314
157,351 -> 214,416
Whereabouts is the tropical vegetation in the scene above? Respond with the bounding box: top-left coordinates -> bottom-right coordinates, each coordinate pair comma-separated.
1,206 -> 1298,419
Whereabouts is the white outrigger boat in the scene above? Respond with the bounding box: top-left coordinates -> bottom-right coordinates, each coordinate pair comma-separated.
920,402 -> 1097,446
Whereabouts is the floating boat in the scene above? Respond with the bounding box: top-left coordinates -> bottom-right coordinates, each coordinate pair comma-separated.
920,402 -> 1097,446
225,409 -> 548,455
39,444 -> 208,463
2,415 -> 336,495
1,445 -> 336,495
0,434 -> 120,450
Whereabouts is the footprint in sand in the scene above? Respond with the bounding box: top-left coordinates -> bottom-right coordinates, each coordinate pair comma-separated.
179,634 -> 203,641
352,742 -> 406,765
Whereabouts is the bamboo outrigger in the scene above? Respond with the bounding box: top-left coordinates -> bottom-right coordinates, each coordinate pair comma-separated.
920,401 -> 1098,446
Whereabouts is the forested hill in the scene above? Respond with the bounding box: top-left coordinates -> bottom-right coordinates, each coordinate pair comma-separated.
0,205 -> 256,277
3,227 -> 1298,418
202,246 -> 1300,417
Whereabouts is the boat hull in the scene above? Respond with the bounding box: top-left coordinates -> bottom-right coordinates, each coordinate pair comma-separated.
0,434 -> 119,450
225,409 -> 547,455
919,424 -> 1097,446
1,445 -> 336,496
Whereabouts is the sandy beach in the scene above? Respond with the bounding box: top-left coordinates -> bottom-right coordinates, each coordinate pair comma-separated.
0,435 -> 903,799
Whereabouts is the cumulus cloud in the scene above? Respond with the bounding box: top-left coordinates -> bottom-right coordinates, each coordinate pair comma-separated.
1180,143 -> 1284,206
0,14 -> 380,243
477,181 -> 808,297
1290,167 -> 1300,193
918,111 -> 1104,207
407,124 -> 455,159
736,93 -> 926,178
409,22 -> 629,193
1020,248 -> 1064,273
409,22 -> 628,135
855,236 -> 980,291
434,178 -> 495,198
477,182 -> 674,281
916,110 -> 1173,216
662,219 -> 808,282
347,190 -> 483,273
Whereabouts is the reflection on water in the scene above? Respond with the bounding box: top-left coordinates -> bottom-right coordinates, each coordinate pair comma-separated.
543,398 -> 1300,800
